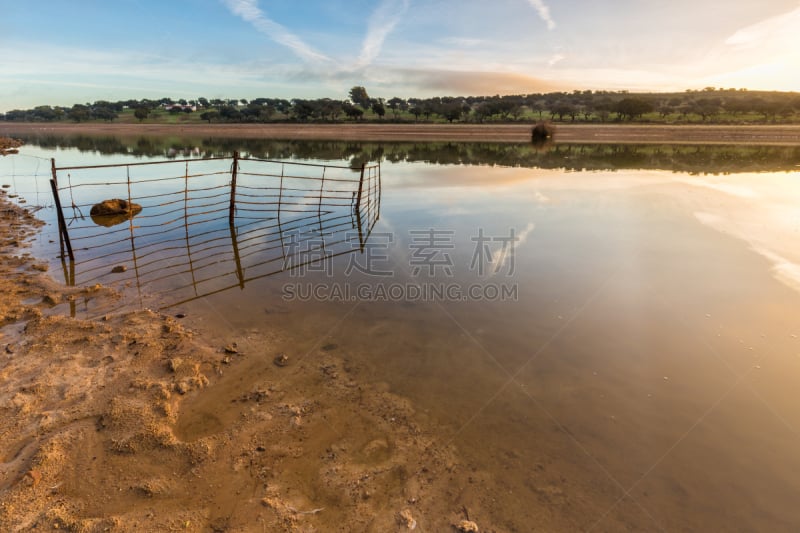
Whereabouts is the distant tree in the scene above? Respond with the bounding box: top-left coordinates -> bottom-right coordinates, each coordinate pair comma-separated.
91,106 -> 119,122
31,105 -> 58,121
134,107 -> 150,122
291,99 -> 318,121
371,100 -> 386,120
348,86 -> 370,108
751,98 -> 782,121
473,102 -> 493,123
343,103 -> 364,121
240,98 -> 248,105
615,98 -> 653,120
689,98 -> 720,121
200,110 -> 220,123
219,106 -> 241,121
67,104 -> 90,122
387,97 -> 406,119
527,98 -> 546,120
551,103 -> 575,121
197,97 -> 210,108
409,106 -> 422,122
440,101 -> 463,123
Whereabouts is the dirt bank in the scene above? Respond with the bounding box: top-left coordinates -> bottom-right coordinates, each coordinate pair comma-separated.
0,194 -> 503,531
2,122 -> 800,145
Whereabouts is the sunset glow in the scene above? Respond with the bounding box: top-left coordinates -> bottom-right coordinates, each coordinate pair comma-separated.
1,0 -> 798,110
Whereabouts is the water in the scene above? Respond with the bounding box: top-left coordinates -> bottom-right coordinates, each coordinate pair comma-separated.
3,136 -> 800,530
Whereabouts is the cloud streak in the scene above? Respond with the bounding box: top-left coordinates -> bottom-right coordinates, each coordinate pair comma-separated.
222,0 -> 330,63
355,0 -> 409,68
526,0 -> 556,30
724,5 -> 800,49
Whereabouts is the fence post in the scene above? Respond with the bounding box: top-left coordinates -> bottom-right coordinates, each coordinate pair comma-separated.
49,159 -> 74,261
229,221 -> 245,289
355,163 -> 366,252
356,162 -> 365,211
376,162 -> 381,221
229,151 -> 239,223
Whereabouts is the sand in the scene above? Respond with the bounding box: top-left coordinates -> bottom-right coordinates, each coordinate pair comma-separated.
0,194 -> 500,531
2,122 -> 800,145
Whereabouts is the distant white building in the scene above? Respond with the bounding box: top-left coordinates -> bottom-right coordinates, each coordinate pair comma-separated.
163,104 -> 197,112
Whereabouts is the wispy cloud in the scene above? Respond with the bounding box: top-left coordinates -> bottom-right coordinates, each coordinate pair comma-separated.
490,222 -> 535,278
222,0 -> 330,63
724,5 -> 800,49
439,37 -> 485,48
355,0 -> 409,68
548,53 -> 565,67
526,0 -> 556,30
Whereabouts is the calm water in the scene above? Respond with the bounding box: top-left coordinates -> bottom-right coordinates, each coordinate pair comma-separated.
3,137 -> 800,531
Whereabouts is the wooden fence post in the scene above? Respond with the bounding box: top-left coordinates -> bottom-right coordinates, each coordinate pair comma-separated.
229,151 -> 239,223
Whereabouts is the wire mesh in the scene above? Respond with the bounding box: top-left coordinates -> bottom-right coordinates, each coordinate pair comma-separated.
50,156 -> 380,315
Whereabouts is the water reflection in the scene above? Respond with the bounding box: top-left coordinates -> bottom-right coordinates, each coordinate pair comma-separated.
12,132 -> 800,173
55,156 -> 380,316
3,138 -> 800,531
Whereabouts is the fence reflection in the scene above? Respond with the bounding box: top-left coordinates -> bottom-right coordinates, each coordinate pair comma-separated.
50,155 -> 380,315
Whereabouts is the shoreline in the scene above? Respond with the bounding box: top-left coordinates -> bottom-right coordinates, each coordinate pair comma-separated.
0,192 -> 492,530
2,122 -> 800,145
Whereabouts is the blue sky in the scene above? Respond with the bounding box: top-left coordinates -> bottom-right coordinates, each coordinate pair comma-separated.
1,0 -> 799,111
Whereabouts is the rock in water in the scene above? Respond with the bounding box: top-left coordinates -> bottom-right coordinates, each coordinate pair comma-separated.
90,199 -> 143,227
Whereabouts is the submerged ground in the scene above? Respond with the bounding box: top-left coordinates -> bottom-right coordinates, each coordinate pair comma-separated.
0,195 -> 490,531
2,132 -> 800,532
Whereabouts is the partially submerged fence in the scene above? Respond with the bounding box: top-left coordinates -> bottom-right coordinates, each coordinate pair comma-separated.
49,153 -> 380,312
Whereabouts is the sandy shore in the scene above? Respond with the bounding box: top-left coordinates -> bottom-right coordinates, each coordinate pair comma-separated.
2,122 -> 800,145
0,192 -> 491,531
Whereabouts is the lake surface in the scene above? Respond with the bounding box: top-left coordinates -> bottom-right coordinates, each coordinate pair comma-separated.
3,136 -> 800,531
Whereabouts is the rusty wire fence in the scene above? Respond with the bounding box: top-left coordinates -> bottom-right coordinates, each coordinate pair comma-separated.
50,153 -> 380,314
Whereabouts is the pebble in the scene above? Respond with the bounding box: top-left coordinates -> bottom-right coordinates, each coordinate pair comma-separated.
111,265 -> 127,273
274,353 -> 289,367
175,313 -> 187,319
398,509 -> 417,530
224,344 -> 239,354
456,520 -> 479,532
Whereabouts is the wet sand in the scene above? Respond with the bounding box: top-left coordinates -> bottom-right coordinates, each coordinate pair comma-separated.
2,122 -> 800,145
0,195 -> 493,531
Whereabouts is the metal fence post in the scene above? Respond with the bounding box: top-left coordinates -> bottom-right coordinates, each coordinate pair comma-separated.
229,151 -> 239,223
356,162 -> 365,210
49,159 -> 74,261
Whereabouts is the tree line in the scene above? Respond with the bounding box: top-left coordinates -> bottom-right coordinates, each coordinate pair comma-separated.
2,86 -> 799,125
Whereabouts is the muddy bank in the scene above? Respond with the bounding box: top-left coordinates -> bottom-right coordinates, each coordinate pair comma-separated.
0,197 -> 506,531
2,122 -> 800,145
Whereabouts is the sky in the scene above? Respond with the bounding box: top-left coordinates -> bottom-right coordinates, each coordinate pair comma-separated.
1,0 -> 799,111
